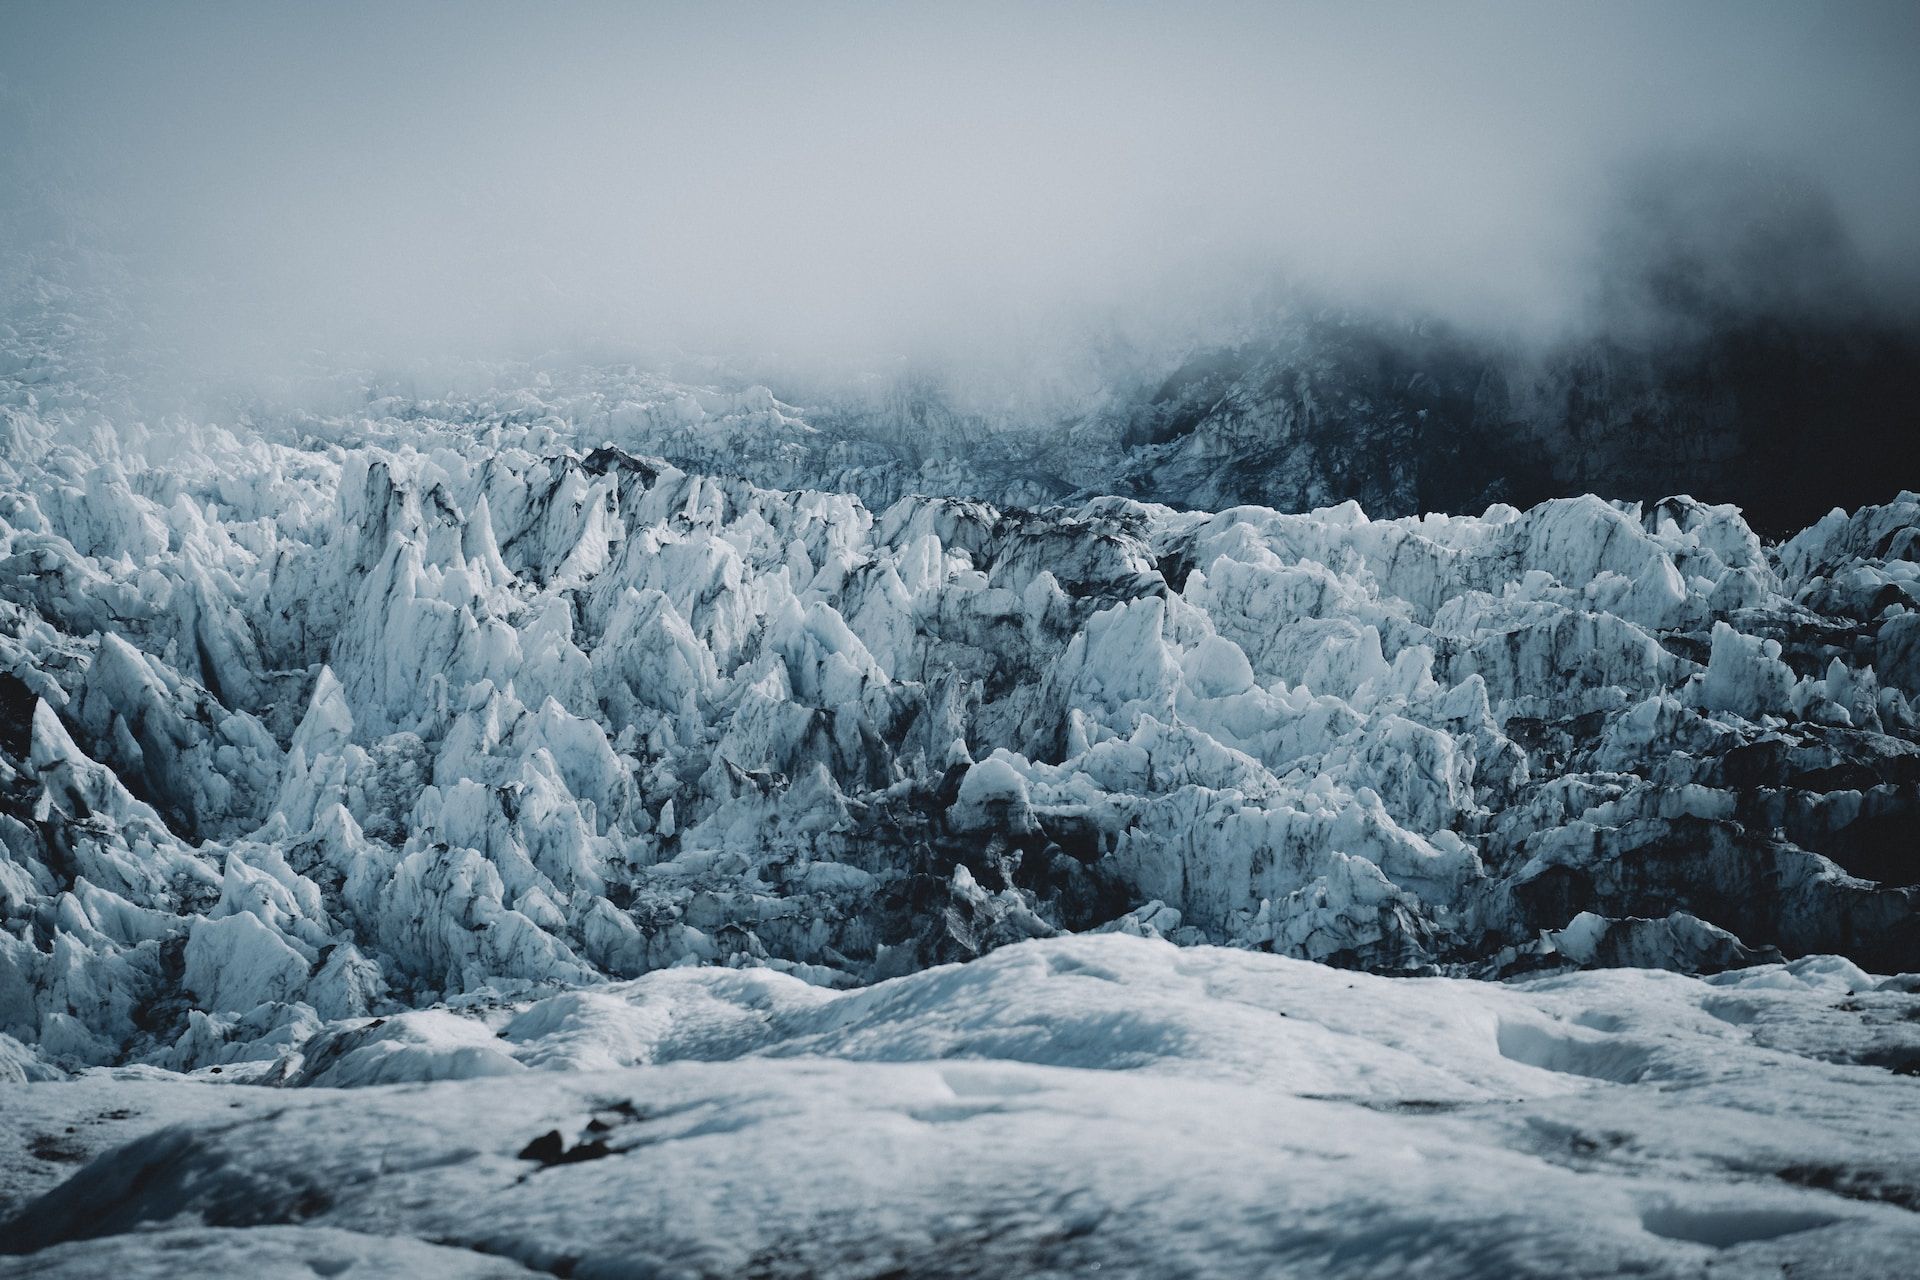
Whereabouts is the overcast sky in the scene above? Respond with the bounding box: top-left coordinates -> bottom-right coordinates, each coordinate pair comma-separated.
4,0 -> 1918,368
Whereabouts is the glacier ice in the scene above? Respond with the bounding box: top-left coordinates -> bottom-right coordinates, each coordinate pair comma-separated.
0,282 -> 1917,1275
0,362 -> 1915,1072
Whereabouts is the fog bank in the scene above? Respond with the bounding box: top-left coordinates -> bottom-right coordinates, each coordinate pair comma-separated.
4,1 -> 1918,376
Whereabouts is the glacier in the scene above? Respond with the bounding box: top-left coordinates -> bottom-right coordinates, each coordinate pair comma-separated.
1,281 -> 1917,1273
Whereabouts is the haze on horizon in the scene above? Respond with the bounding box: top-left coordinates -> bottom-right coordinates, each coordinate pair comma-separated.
4,0 -> 1919,377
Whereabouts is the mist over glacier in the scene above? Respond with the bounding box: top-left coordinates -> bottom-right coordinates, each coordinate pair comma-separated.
7,0 -> 1920,369
2,4 -> 1919,1278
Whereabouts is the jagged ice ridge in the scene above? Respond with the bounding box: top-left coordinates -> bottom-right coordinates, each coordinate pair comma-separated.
0,376 -> 1915,1068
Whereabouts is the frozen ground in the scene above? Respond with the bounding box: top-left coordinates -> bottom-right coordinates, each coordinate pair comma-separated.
0,268 -> 1916,1274
5,935 -> 1920,1277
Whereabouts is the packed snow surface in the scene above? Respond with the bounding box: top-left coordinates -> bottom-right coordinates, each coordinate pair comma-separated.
0,289 -> 1917,1273
6,935 -> 1920,1277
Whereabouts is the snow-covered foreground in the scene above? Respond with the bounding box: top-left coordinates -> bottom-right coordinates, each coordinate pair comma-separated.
5,935 -> 1920,1277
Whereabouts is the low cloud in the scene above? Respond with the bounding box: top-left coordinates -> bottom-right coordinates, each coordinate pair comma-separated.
4,1 -> 1917,382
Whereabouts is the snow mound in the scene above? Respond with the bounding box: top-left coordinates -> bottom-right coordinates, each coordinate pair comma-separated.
6,935 -> 1920,1278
